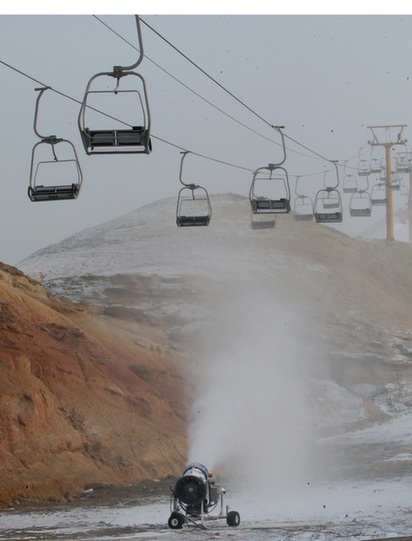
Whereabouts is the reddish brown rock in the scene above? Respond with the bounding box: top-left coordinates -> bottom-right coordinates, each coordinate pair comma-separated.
0,262 -> 192,506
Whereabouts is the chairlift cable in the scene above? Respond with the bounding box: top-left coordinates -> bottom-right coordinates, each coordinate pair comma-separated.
1,20 -> 377,180
139,16 -> 337,164
93,16 -> 280,147
140,17 -> 273,129
92,16 -> 351,168
0,57 -> 353,180
0,59 -> 79,107
0,59 -> 130,128
0,58 -> 255,174
93,15 -> 322,163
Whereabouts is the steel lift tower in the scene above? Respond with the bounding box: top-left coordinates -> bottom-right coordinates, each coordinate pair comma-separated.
368,125 -> 407,241
395,150 -> 412,243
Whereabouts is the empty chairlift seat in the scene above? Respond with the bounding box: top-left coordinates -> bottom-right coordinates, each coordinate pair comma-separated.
175,151 -> 212,227
28,149 -> 83,203
28,87 -> 83,203
249,165 -> 291,215
251,197 -> 290,213
28,182 -> 80,202
313,188 -> 343,223
370,158 -> 381,173
176,186 -> 212,227
371,183 -> 387,206
396,155 -> 410,173
349,191 -> 372,217
86,125 -> 150,148
357,159 -> 370,176
78,82 -> 152,155
293,195 -> 314,221
78,16 -> 152,156
342,174 -> 358,193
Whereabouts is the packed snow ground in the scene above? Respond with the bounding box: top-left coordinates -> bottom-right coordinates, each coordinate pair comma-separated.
1,406 -> 412,540
1,475 -> 412,540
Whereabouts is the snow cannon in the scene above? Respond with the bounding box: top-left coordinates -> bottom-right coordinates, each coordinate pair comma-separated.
174,462 -> 209,506
168,462 -> 240,530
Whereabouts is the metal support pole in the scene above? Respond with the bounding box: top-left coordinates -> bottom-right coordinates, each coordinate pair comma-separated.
368,125 -> 407,241
385,144 -> 394,241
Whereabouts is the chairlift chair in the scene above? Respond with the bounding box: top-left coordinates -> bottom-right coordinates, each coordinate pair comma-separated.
293,176 -> 313,220
396,155 -> 410,173
370,183 -> 387,206
28,142 -> 83,202
357,159 -> 370,176
342,161 -> 357,193
313,188 -> 343,223
313,162 -> 343,223
249,164 -> 291,215
370,158 -> 381,173
342,174 -> 358,193
369,147 -> 382,173
176,151 -> 212,227
293,195 -> 314,221
176,186 -> 212,227
28,87 -> 83,202
349,191 -> 372,217
78,15 -> 152,155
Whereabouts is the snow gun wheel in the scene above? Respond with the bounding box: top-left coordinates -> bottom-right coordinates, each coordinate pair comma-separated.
168,511 -> 185,529
226,510 -> 240,527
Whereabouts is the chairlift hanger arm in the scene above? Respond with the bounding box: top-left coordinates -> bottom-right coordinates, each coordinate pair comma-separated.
271,125 -> 286,166
324,160 -> 340,190
33,87 -> 62,143
359,174 -> 370,193
179,151 -> 199,188
343,160 -> 349,175
294,175 -> 302,197
113,15 -> 144,76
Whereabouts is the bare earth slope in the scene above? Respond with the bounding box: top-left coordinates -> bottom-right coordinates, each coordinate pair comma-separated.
0,263 -> 191,506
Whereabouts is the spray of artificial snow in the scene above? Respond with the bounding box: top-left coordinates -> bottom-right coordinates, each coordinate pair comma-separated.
187,281 -> 318,499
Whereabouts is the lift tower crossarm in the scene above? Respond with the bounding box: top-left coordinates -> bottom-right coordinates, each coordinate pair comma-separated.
368,125 -> 407,146
367,125 -> 408,241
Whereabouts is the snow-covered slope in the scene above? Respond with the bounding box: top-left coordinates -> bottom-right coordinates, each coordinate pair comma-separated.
19,193 -> 412,351
19,193 -> 303,281
18,193 -> 412,503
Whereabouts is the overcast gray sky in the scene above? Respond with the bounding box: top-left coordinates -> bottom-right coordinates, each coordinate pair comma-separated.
1,8 -> 411,265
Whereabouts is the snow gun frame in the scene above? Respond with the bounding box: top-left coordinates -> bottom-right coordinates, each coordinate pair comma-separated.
168,462 -> 240,530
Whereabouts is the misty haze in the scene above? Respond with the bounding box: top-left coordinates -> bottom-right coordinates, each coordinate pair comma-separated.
1,11 -> 412,541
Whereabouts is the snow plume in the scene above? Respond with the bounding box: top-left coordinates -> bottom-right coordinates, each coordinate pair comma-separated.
188,280 -> 317,498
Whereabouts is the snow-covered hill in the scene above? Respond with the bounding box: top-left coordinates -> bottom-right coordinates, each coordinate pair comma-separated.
19,193 -> 310,284
18,193 -> 412,522
19,193 -> 412,354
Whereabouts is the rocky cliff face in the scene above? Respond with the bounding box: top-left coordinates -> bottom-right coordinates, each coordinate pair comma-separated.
0,262 -> 191,506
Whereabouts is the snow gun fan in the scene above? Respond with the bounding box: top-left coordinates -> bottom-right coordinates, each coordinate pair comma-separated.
168,463 -> 240,530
